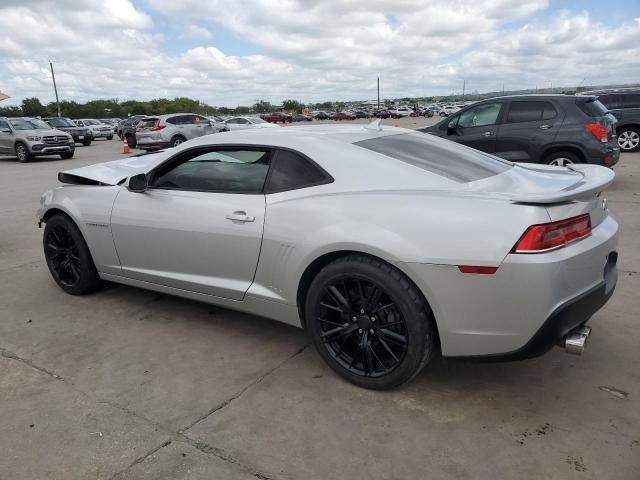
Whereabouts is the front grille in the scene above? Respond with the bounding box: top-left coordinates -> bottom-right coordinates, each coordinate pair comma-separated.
42,135 -> 69,144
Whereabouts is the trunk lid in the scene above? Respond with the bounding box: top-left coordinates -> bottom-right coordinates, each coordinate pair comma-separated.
469,162 -> 613,226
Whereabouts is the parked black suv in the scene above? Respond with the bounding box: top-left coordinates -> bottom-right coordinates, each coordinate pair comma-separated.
420,95 -> 619,167
582,88 -> 640,152
43,117 -> 92,146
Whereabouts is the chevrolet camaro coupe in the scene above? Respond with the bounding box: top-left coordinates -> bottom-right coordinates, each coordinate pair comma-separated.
38,124 -> 618,389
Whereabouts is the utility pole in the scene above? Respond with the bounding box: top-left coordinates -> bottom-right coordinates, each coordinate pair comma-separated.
377,76 -> 380,110
49,61 -> 61,117
462,79 -> 466,102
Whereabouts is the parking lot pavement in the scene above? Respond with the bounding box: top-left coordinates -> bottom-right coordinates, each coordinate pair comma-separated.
0,131 -> 638,479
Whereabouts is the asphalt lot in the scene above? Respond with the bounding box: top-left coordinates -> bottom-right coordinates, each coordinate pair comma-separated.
1,117 -> 639,479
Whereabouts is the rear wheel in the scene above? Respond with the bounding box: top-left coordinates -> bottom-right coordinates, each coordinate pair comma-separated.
544,151 -> 581,167
617,127 -> 640,152
43,214 -> 103,295
15,142 -> 33,162
305,254 -> 436,390
171,135 -> 186,147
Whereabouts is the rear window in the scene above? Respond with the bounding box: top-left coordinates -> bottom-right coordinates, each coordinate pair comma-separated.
138,118 -> 158,129
576,98 -> 609,117
506,101 -> 557,123
354,133 -> 511,183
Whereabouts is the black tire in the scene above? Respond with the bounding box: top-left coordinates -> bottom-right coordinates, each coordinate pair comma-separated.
59,151 -> 74,159
305,254 -> 436,390
106,135 -> 113,140
543,150 -> 581,167
82,137 -> 92,146
171,135 -> 186,147
43,214 -> 103,295
617,126 -> 640,152
15,142 -> 33,163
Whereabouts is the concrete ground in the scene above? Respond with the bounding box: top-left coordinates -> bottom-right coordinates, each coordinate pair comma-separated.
0,118 -> 638,479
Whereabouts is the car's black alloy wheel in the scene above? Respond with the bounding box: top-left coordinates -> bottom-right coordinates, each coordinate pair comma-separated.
43,214 -> 103,295
306,255 -> 435,389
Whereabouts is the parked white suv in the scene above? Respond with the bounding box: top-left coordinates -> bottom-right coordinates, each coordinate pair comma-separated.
74,119 -> 113,140
0,117 -> 74,162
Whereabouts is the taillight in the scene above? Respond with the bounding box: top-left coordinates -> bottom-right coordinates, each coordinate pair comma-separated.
585,123 -> 607,143
150,120 -> 165,131
511,214 -> 592,253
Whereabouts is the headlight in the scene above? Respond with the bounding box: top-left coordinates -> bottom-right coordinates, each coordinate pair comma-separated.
27,135 -> 42,141
67,136 -> 74,141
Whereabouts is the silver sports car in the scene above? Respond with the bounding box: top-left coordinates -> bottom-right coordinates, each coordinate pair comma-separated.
38,124 -> 618,389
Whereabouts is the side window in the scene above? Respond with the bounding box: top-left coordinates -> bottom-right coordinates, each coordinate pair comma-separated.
620,94 -> 640,109
506,101 -> 553,123
167,115 -> 188,125
457,103 -> 501,128
265,150 -> 329,193
596,94 -> 621,109
0,119 -> 10,130
226,118 -> 241,124
151,148 -> 271,193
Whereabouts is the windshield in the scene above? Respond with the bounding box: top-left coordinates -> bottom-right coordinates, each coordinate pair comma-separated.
248,117 -> 267,124
83,119 -> 99,125
9,118 -> 51,130
46,117 -> 76,128
355,132 -> 512,183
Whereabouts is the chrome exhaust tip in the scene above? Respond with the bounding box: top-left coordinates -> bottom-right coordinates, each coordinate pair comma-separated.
564,325 -> 592,355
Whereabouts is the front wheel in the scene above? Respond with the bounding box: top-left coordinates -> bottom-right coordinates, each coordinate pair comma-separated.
106,135 -> 113,140
60,152 -> 74,159
617,127 -> 640,152
305,255 -> 436,390
15,142 -> 33,162
43,214 -> 103,295
82,138 -> 92,146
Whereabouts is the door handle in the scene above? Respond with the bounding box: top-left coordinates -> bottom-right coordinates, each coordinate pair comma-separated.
226,211 -> 255,223
539,124 -> 553,130
481,131 -> 493,137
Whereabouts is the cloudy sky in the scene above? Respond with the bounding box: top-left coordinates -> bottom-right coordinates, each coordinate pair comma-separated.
0,0 -> 639,107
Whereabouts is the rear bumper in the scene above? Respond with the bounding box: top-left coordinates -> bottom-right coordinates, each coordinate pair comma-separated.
402,214 -> 619,357
586,144 -> 620,167
462,260 -> 617,361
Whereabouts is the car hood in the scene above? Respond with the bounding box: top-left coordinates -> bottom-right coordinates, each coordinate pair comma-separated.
20,128 -> 71,137
58,152 -> 166,185
52,126 -> 87,133
467,162 -> 614,204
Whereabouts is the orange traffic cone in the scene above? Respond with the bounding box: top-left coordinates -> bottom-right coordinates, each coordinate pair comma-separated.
122,137 -> 130,154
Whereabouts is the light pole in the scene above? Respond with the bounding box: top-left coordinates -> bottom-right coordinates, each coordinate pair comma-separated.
49,61 -> 61,117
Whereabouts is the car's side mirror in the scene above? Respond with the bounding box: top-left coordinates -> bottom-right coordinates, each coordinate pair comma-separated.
447,119 -> 459,135
127,173 -> 148,193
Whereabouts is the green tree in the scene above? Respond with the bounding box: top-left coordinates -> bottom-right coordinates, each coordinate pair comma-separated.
253,100 -> 273,113
21,97 -> 45,116
235,106 -> 250,114
282,99 -> 302,112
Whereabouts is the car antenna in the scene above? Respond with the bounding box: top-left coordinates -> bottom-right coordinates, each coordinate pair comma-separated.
363,119 -> 382,131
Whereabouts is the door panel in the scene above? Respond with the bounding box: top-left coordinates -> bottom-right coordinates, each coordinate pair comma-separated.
496,100 -> 564,163
444,102 -> 503,154
110,189 -> 266,300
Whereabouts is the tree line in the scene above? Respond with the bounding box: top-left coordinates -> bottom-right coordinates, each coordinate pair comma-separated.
0,97 -> 344,119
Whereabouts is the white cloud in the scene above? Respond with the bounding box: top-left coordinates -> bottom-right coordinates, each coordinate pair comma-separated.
180,25 -> 214,40
0,0 -> 639,107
